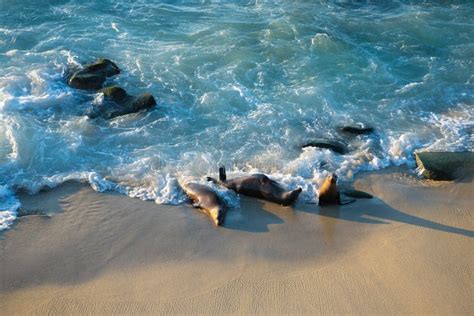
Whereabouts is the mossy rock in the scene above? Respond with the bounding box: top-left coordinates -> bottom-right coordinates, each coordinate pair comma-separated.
415,151 -> 474,180
91,87 -> 157,119
99,86 -> 128,102
68,58 -> 120,90
129,93 -> 156,112
81,58 -> 120,77
68,73 -> 106,90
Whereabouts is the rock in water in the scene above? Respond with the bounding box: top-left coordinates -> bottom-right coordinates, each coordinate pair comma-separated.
341,126 -> 374,135
415,151 -> 474,180
90,86 -> 156,119
100,85 -> 128,101
129,93 -> 156,113
68,73 -> 106,90
80,59 -> 120,77
68,58 -> 120,90
302,139 -> 348,155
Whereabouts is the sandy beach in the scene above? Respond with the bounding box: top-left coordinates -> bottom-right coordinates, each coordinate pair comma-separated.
1,166 -> 473,315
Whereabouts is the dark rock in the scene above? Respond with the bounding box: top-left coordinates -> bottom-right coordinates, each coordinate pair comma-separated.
68,58 -> 120,90
341,126 -> 374,135
342,189 -> 373,199
415,151 -> 474,180
128,93 -> 156,113
90,86 -> 157,119
81,58 -> 120,77
69,73 -> 106,90
100,86 -> 128,102
302,139 -> 348,155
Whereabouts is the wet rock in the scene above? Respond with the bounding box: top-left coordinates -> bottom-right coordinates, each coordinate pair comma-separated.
68,58 -> 120,90
341,126 -> 374,135
302,139 -> 348,155
415,151 -> 474,180
100,85 -> 128,101
69,73 -> 106,90
342,189 -> 373,199
128,93 -> 156,113
81,58 -> 120,77
90,86 -> 156,119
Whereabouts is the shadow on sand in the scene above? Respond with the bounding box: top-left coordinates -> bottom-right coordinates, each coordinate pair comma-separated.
224,198 -> 284,233
298,198 -> 474,238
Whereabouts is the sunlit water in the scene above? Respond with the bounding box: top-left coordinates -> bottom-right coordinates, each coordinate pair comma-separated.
1,1 -> 473,229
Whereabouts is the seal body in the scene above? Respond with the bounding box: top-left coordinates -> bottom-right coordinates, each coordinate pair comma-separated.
318,174 -> 340,206
181,182 -> 226,226
208,167 -> 302,206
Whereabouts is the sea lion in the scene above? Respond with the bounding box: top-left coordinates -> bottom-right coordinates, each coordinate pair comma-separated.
180,182 -> 227,226
207,167 -> 302,206
318,174 -> 364,206
318,173 -> 341,205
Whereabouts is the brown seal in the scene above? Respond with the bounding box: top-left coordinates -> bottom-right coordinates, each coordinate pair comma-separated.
207,167 -> 302,206
181,182 -> 227,226
318,173 -> 340,206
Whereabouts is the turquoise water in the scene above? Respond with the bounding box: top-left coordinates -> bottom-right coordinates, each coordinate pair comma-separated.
1,1 -> 473,229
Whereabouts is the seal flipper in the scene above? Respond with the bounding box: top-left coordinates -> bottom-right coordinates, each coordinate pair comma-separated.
207,165 -> 226,184
219,166 -> 226,182
282,187 -> 302,206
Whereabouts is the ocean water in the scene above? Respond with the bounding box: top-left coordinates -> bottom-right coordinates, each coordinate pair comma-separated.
1,1 -> 473,230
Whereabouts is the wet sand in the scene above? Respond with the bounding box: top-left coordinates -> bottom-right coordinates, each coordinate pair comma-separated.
1,167 -> 473,315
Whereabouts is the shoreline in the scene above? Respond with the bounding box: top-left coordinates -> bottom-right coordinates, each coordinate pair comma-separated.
1,166 -> 473,314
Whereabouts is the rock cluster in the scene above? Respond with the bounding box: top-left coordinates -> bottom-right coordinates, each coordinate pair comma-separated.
67,59 -> 156,119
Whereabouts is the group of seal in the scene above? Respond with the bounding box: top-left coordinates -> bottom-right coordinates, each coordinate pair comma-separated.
183,166 -> 374,226
180,167 -> 303,226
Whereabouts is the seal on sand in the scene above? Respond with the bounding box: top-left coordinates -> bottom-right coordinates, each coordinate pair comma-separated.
207,167 -> 302,206
180,182 -> 227,226
318,174 -> 362,206
318,173 -> 341,206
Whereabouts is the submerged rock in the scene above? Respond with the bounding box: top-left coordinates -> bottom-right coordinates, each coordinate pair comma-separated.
340,126 -> 374,135
68,58 -> 120,90
415,151 -> 474,180
302,139 -> 348,155
90,86 -> 156,119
